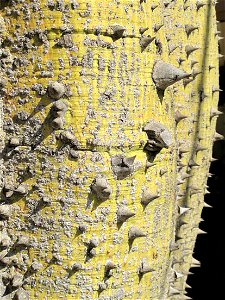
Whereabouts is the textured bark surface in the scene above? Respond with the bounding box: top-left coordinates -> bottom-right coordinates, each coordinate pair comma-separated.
0,1 -> 219,299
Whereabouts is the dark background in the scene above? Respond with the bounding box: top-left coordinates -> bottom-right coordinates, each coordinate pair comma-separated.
187,151 -> 225,300
187,15 -> 225,298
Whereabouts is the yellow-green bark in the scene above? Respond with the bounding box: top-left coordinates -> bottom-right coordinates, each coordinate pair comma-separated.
0,1 -> 219,299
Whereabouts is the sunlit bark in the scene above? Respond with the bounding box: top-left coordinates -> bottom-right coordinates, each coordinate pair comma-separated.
0,1 -> 219,299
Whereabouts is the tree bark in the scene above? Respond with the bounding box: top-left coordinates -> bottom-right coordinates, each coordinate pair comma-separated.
0,1 -> 219,299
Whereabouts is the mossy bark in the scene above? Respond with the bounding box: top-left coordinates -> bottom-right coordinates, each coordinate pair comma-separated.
0,1 -> 219,299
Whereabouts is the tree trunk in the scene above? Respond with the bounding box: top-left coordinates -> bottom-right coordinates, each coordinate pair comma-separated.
0,1 -> 219,299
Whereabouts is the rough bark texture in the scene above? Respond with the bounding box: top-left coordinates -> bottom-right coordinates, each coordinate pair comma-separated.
0,1 -> 219,299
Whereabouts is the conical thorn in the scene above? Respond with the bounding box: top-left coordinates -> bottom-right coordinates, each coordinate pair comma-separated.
152,60 -> 191,91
